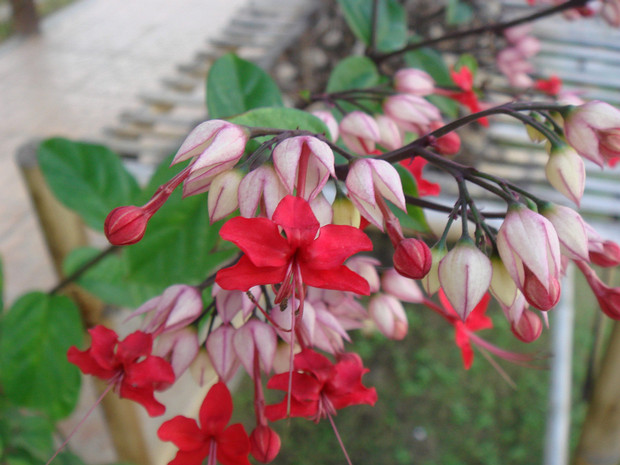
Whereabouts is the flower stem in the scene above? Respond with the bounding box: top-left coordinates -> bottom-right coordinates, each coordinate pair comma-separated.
327,412 -> 354,465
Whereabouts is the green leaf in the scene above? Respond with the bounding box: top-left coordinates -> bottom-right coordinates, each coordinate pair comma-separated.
393,165 -> 431,233
427,94 -> 459,118
229,107 -> 329,134
0,292 -> 82,420
63,247 -> 159,308
207,53 -> 283,119
455,53 -> 478,78
446,0 -> 474,25
1,409 -> 54,462
0,256 -> 3,313
327,56 -> 380,92
38,138 -> 141,231
337,0 -> 407,52
405,48 -> 453,87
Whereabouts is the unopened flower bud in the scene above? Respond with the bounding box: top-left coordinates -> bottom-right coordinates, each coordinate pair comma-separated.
490,255 -> 519,308
332,196 -> 361,227
540,203 -> 589,261
381,268 -> 424,303
250,425 -> 281,463
590,240 -> 620,267
576,260 -> 620,319
104,205 -> 151,245
311,110 -> 339,142
394,68 -> 435,96
422,242 -> 447,296
511,309 -> 543,343
339,111 -> 380,155
545,145 -> 585,206
393,238 -> 432,279
375,114 -> 404,151
369,293 -> 408,340
429,121 -> 460,155
438,238 -> 493,320
208,169 -> 243,223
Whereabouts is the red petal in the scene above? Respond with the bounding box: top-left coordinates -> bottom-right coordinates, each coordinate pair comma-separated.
326,354 -> 377,410
157,416 -> 205,451
119,382 -> 166,416
464,293 -> 493,332
300,265 -> 370,295
87,325 -> 119,371
301,225 -> 372,269
216,255 -> 287,291
271,195 -> 319,248
217,423 -> 251,465
264,397 -> 319,421
167,447 -> 212,465
116,331 -> 153,364
454,323 -> 474,370
67,346 -> 117,380
220,217 -> 291,268
266,372 -> 322,401
125,355 -> 175,386
293,349 -> 334,384
200,382 -> 233,436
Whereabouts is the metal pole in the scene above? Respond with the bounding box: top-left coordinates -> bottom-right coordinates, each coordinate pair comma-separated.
544,264 -> 575,465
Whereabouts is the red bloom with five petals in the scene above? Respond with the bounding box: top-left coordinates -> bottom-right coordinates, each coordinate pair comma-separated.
264,349 -> 377,422
215,195 -> 372,302
67,325 -> 175,416
158,382 -> 251,465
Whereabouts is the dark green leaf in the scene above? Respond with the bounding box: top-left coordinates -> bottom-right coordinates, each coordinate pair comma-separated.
393,164 -> 430,233
55,450 -> 88,465
405,48 -> 453,87
327,56 -> 380,92
427,94 -> 459,118
63,247 -> 159,308
1,409 -> 54,462
446,0 -> 474,25
229,107 -> 329,134
38,138 -> 141,231
0,292 -> 82,420
337,0 -> 407,52
455,53 -> 478,78
207,53 -> 283,119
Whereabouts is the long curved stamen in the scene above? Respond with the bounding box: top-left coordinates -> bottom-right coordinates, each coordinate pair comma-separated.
327,412 -> 353,465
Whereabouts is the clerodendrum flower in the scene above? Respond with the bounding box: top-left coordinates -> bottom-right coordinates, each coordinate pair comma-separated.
158,382 -> 251,465
67,325 -> 175,416
264,349 -> 377,422
215,195 -> 373,302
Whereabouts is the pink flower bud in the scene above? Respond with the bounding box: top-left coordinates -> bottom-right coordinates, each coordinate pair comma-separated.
104,205 -> 150,245
511,309 -> 543,343
540,203 -> 589,261
369,293 -> 408,340
375,114 -> 404,151
545,145 -> 585,206
154,328 -> 200,379
564,101 -> 620,167
438,238 -> 493,320
590,240 -> 620,267
339,111 -> 381,155
172,120 -> 249,196
250,425 -> 281,463
213,284 -> 260,323
497,204 -> 562,310
129,284 -> 203,335
233,319 -> 277,377
381,268 -> 424,303
208,170 -> 243,223
311,110 -> 339,142
206,324 -> 240,383
602,0 -> 620,27
393,238 -> 432,279
345,158 -> 406,229
422,243 -> 447,296
346,256 -> 381,293
383,94 -> 441,134
238,165 -> 287,219
273,136 -> 335,200
394,68 -> 435,96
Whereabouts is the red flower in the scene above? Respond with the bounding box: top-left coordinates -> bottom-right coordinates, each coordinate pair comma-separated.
535,75 -> 562,96
264,349 -> 377,422
158,382 -> 251,465
215,195 -> 372,301
67,325 -> 175,416
438,289 -> 493,369
399,158 -> 441,196
441,66 -> 489,127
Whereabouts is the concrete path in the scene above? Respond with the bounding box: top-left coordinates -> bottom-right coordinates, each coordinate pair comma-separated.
0,0 -> 245,305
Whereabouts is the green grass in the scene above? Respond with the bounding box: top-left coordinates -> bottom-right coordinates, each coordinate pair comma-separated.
232,272 -> 602,464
